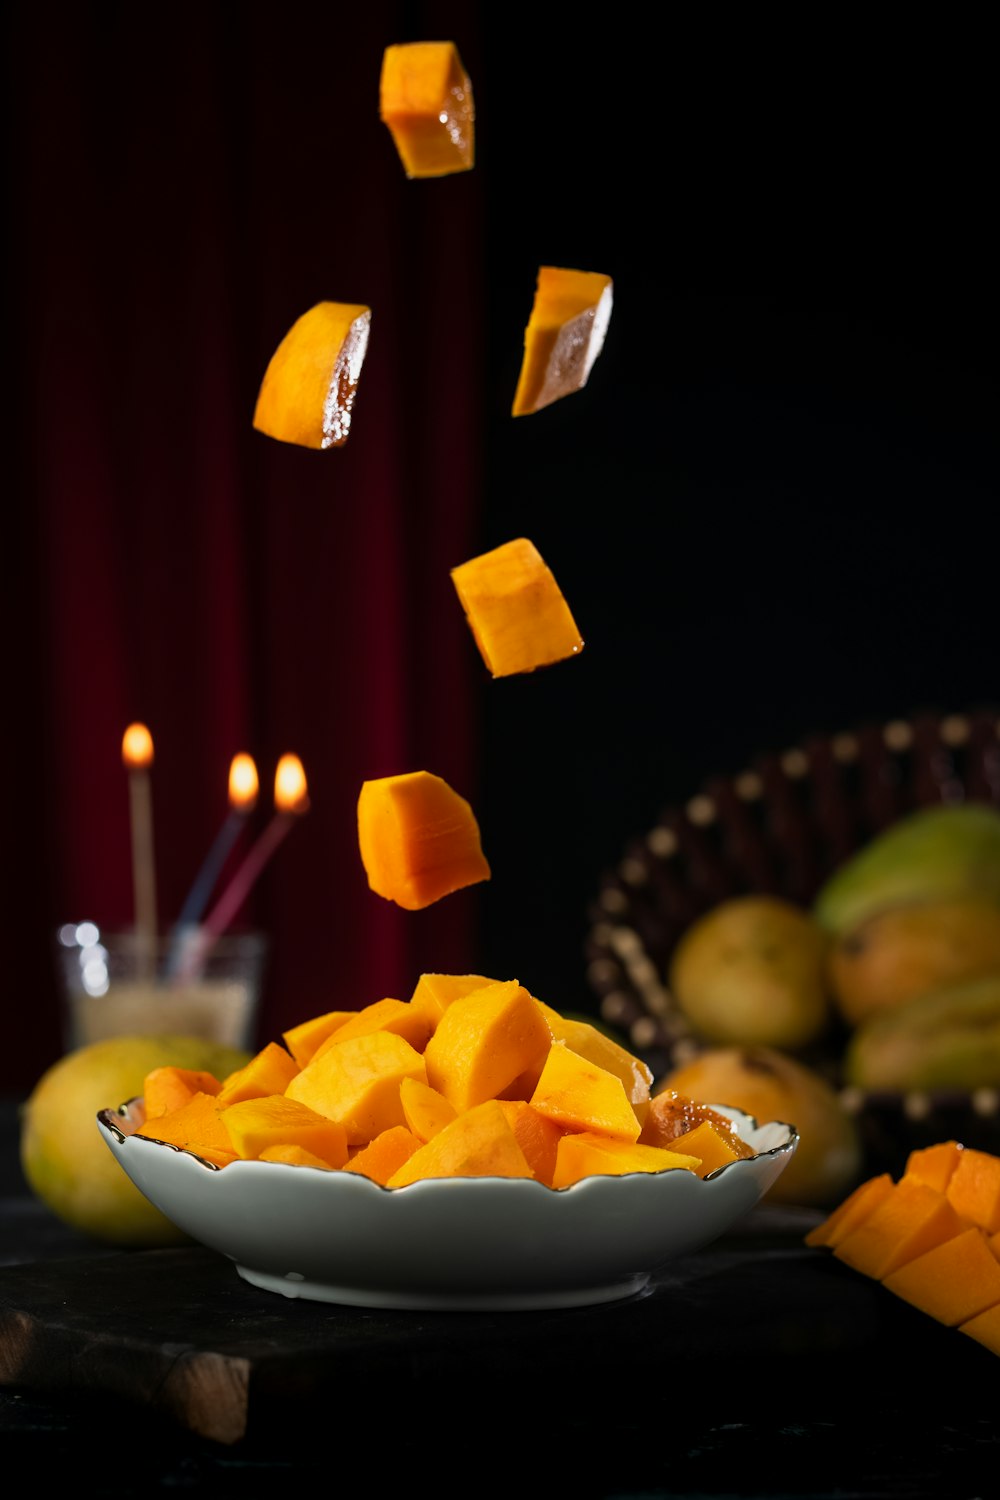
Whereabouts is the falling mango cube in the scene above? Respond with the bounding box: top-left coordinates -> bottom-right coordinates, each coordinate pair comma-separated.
379,41 -> 475,179
357,770 -> 491,910
512,266 -> 613,416
451,536 -> 583,678
253,300 -> 372,450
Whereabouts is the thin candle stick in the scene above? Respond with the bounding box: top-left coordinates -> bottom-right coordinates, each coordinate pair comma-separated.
122,723 -> 158,980
165,754 -> 259,976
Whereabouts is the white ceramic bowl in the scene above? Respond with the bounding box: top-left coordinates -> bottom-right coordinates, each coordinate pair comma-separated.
97,1099 -> 797,1312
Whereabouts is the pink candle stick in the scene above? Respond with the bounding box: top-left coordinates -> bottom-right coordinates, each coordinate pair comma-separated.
178,753 -> 309,981
165,753 -> 259,976
122,722 -> 158,979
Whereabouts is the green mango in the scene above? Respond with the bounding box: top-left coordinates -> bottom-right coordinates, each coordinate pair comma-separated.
813,802 -> 1000,937
843,973 -> 1000,1092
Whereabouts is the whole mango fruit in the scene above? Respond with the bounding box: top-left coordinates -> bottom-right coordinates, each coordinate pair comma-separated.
20,1033 -> 251,1246
668,895 -> 832,1052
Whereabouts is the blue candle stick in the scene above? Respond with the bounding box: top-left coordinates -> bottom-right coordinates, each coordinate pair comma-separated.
166,754 -> 258,976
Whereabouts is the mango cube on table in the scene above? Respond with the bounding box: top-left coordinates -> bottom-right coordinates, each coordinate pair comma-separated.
512,266 -> 613,416
450,536 -> 583,678
253,300 -> 371,449
379,41 -> 475,178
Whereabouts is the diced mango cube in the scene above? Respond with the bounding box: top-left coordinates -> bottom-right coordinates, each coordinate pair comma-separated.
216,1042 -> 300,1107
665,1119 -> 753,1178
357,770 -> 490,910
311,997 -> 432,1059
343,1126 -> 423,1185
530,1040 -> 642,1143
408,972 -> 501,1026
259,1144 -> 336,1169
399,1076 -> 459,1142
219,1094 -> 348,1167
551,1132 -> 700,1189
450,537 -> 583,679
379,41 -> 474,179
253,301 -> 371,450
285,1031 -> 426,1145
511,266 -> 613,417
386,1100 -> 534,1186
497,1100 -> 565,1188
136,1091 -> 237,1167
537,1002 -> 652,1120
282,1010 -> 354,1068
423,980 -> 552,1113
143,1066 -> 224,1120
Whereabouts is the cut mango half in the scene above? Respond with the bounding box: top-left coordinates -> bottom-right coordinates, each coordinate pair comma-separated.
253,301 -> 371,450
451,536 -> 583,677
379,41 -> 475,179
512,266 -> 613,416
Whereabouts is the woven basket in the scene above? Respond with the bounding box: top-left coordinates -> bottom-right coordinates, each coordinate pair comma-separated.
583,706 -> 1000,1180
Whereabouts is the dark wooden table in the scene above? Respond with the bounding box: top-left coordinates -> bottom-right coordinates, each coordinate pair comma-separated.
1,1097 -> 996,1497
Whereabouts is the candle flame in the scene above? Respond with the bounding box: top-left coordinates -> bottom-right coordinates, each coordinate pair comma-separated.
228,753 -> 259,811
122,722 -> 154,770
274,753 -> 309,814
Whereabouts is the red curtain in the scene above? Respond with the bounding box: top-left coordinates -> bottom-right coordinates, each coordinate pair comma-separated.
8,5 -> 488,1090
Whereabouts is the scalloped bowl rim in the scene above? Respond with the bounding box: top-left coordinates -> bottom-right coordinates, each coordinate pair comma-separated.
96,1098 -> 798,1311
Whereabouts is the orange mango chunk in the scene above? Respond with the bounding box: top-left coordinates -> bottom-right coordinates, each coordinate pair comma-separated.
259,1144 -> 336,1169
282,1010 -> 354,1068
343,1126 -> 423,1185
408,972 -> 500,1027
833,1177 -> 967,1280
219,1095 -> 349,1167
664,1120 -> 753,1179
216,1042 -> 300,1107
537,1002 -> 652,1121
379,41 -> 474,179
399,1076 -> 458,1142
511,265 -> 613,417
386,1100 -> 534,1186
357,770 -> 490,910
959,1301 -> 1000,1358
903,1139 -> 964,1194
530,1041 -> 642,1143
804,1172 -> 895,1249
143,1066 -> 223,1120
551,1132 -> 701,1189
882,1226 -> 1000,1326
311,997 -> 432,1059
136,1091 -> 236,1167
945,1146 -> 1000,1234
423,980 -> 552,1113
498,1100 -> 565,1188
253,301 -> 371,450
450,537 -> 584,679
285,1031 -> 427,1145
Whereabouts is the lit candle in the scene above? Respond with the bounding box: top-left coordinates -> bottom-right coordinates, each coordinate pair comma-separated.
165,753 -> 259,975
122,722 -> 158,978
178,753 -> 309,980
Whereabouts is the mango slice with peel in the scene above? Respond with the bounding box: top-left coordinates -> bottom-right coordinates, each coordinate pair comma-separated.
512,266 -> 613,416
450,537 -> 584,678
881,1226 -> 1000,1326
357,770 -> 491,910
379,41 -> 474,179
945,1147 -> 1000,1234
253,301 -> 371,450
832,1177 -> 967,1280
